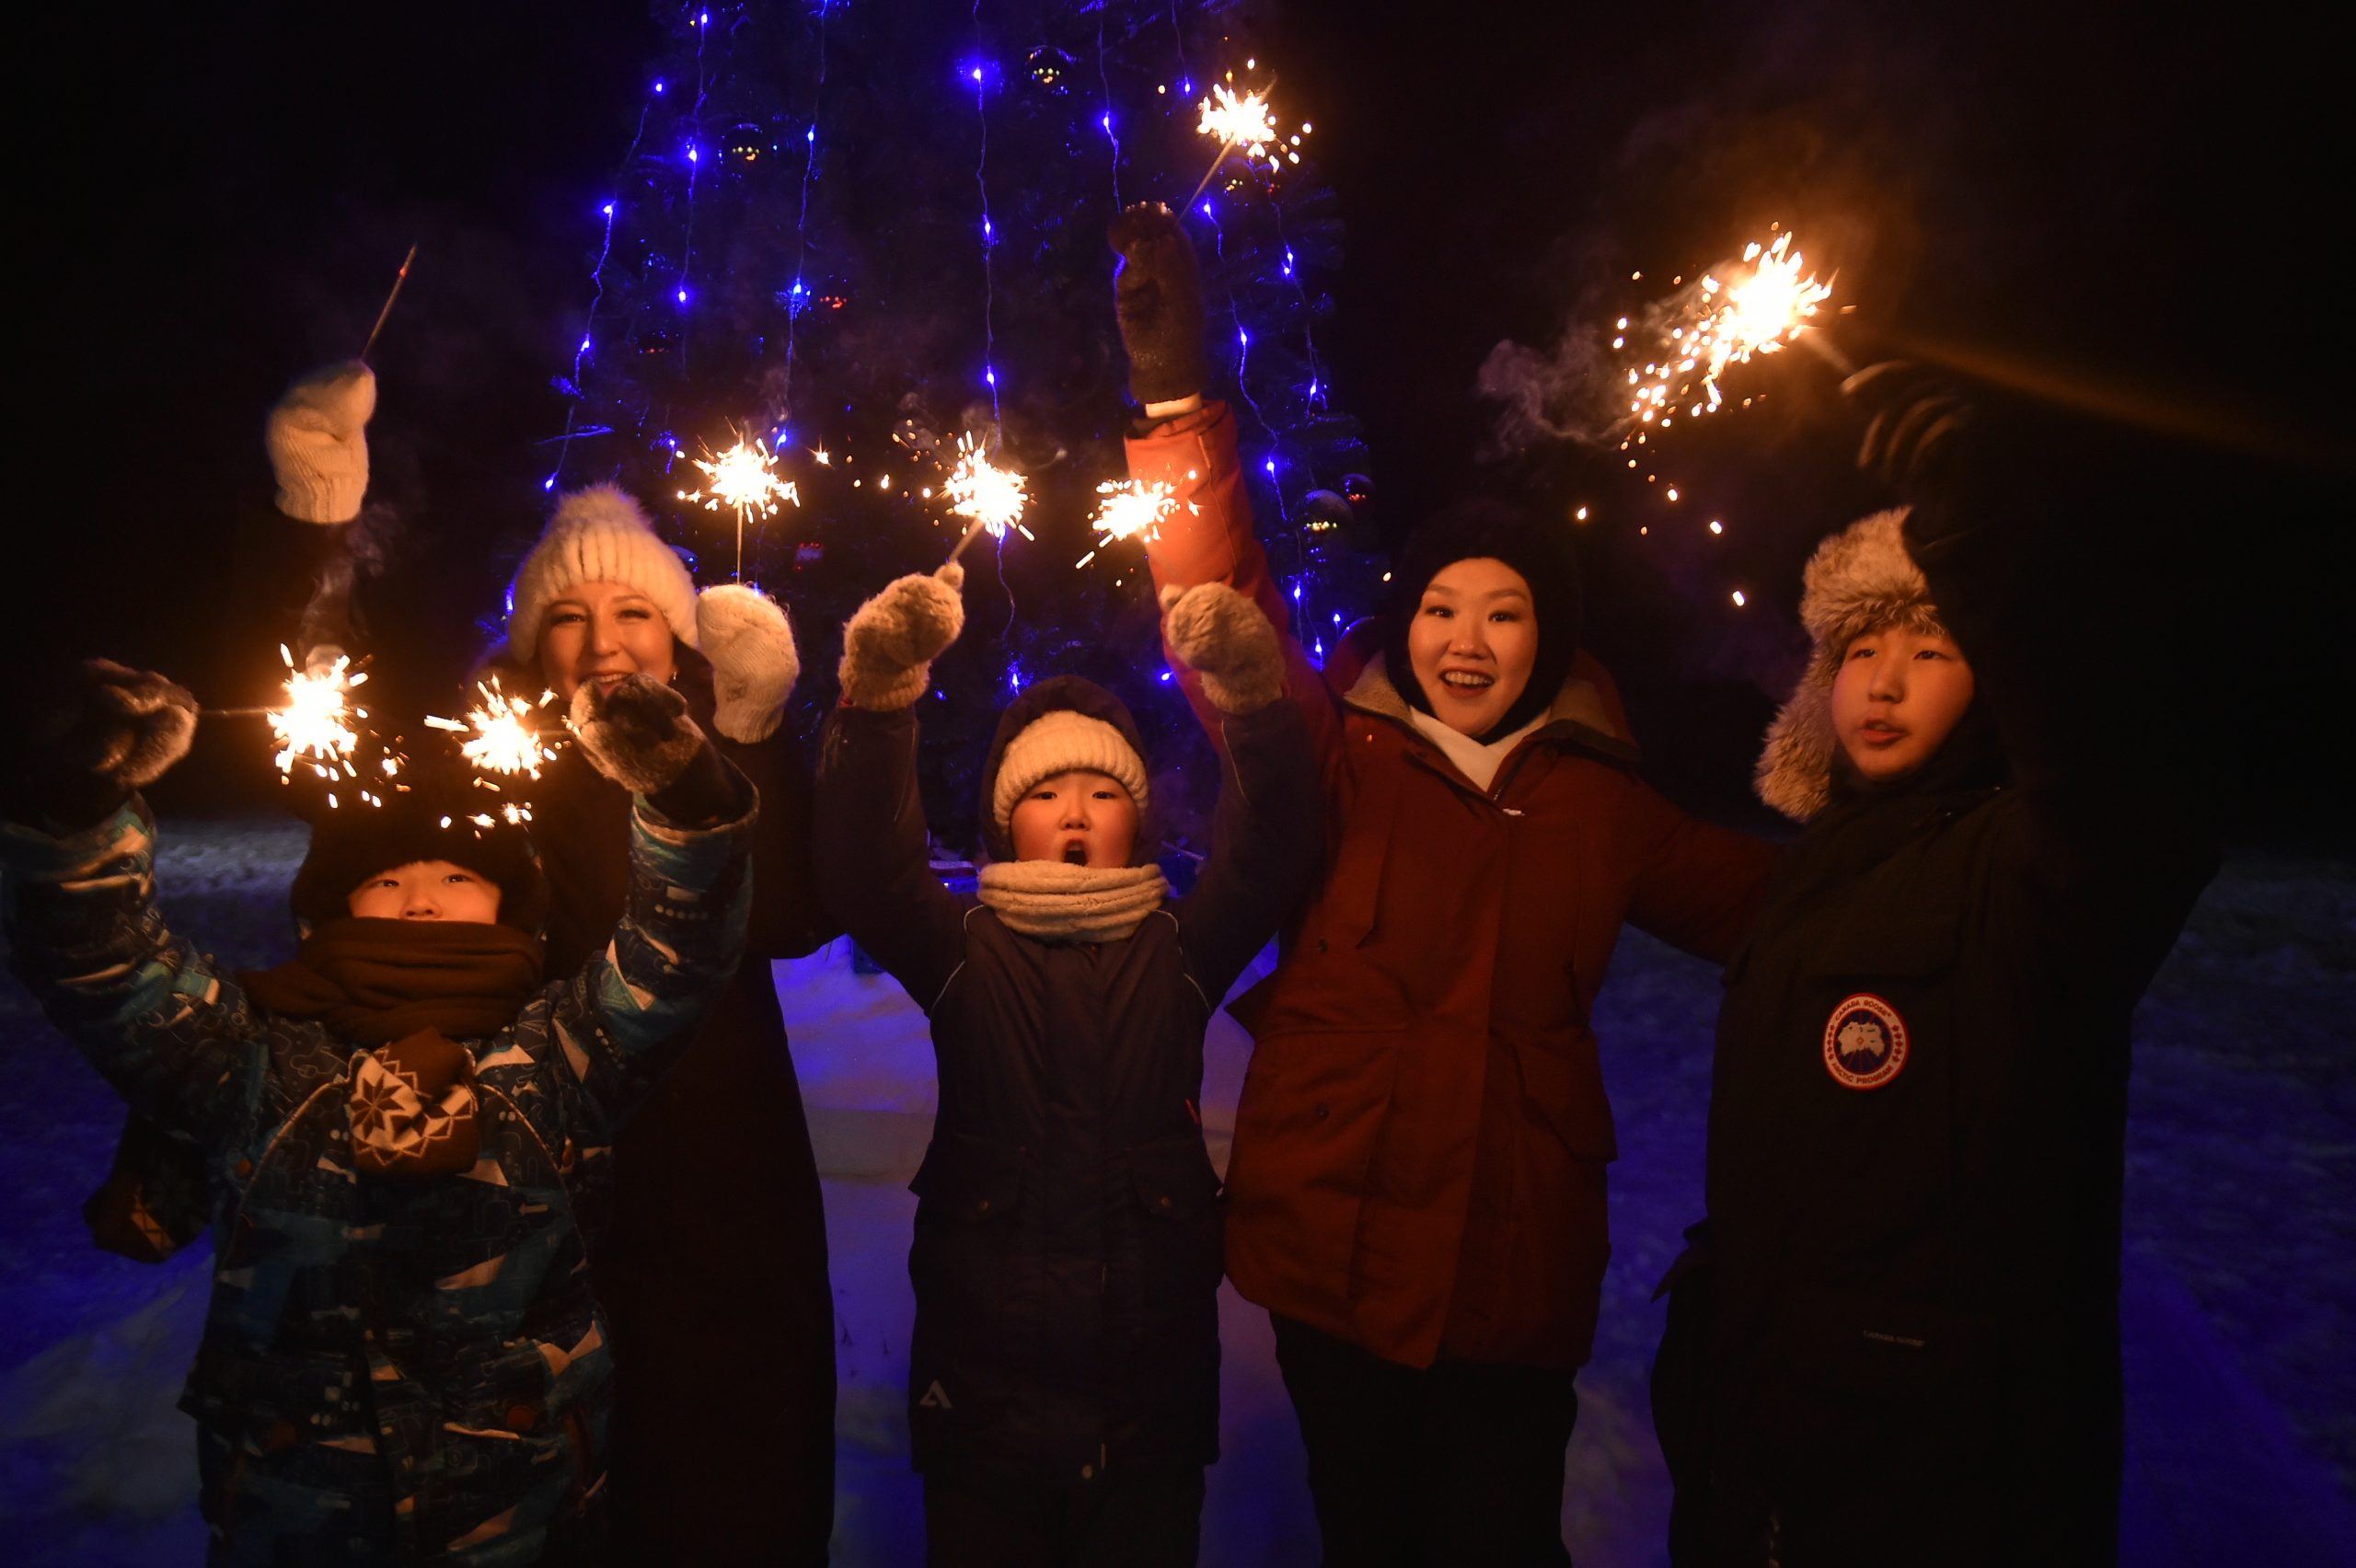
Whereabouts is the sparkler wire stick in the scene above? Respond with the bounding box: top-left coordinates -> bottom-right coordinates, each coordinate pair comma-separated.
945,513 -> 994,566
358,243 -> 420,362
1184,136 -> 1239,211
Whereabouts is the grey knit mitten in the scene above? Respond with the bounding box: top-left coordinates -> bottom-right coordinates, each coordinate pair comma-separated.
1160,582 -> 1286,714
266,361 -> 375,523
838,564 -> 966,710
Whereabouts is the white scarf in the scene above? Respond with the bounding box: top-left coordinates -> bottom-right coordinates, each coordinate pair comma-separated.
1408,709 -> 1547,792
976,861 -> 1170,943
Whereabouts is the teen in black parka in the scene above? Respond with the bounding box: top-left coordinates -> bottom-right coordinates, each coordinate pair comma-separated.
1657,366 -> 2221,1566
814,565 -> 1320,1565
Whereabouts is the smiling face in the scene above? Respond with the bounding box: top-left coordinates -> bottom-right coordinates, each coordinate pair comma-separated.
346,860 -> 504,923
1008,769 -> 1140,868
536,580 -> 677,703
1404,556 -> 1540,738
1831,626 -> 1977,784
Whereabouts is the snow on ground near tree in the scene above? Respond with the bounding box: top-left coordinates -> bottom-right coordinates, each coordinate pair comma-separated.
1,819 -> 2350,1565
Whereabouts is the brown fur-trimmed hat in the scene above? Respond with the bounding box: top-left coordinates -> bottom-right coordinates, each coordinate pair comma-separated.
1754,509 -> 1953,822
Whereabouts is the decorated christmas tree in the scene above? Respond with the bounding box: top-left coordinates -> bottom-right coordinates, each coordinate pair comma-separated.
533,0 -> 1375,852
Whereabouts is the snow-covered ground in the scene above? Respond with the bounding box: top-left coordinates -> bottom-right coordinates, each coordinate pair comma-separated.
2,819 -> 2350,1565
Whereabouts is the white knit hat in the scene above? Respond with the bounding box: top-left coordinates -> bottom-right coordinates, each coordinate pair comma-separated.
505,485 -> 699,663
990,709 -> 1150,837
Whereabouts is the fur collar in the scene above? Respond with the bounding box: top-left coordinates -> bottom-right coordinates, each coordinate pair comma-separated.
1342,654 -> 1634,764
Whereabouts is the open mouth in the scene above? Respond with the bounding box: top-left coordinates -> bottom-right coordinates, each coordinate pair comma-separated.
1438,670 -> 1494,695
1061,843 -> 1090,866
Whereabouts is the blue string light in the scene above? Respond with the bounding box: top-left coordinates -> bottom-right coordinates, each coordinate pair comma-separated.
1095,11 -> 1122,211
547,99 -> 650,492
969,9 -> 1000,423
780,0 -> 832,424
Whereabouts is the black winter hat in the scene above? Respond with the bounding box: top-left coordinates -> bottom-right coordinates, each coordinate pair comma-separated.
1381,496 -> 1586,742
287,765 -> 549,935
976,675 -> 1154,865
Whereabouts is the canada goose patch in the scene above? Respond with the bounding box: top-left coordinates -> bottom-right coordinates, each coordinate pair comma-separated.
1823,993 -> 1909,1090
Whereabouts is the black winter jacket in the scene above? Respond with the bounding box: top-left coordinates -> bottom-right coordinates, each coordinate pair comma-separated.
1668,500 -> 2219,1565
814,680 -> 1321,1481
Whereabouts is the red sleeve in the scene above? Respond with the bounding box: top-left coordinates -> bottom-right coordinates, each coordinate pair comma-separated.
1126,401 -> 1343,778
1623,785 -> 1776,966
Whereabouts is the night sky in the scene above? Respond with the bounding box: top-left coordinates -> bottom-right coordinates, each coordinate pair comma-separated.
21,1 -> 2344,836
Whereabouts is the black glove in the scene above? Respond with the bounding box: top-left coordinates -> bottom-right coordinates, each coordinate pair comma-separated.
1109,202 -> 1209,407
568,674 -> 743,825
1,660 -> 197,831
1842,360 -> 1981,495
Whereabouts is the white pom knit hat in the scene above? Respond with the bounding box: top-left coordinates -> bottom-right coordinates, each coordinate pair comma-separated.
505,485 -> 699,663
990,709 -> 1150,838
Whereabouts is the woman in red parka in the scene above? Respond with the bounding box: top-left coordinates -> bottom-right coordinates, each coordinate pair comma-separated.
1108,205 -> 1777,1564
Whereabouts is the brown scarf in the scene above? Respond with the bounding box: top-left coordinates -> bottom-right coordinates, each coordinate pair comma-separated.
244,919 -> 546,1179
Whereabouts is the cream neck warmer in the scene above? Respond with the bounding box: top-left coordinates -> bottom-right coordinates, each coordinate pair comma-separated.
977,861 -> 1170,943
1408,708 -> 1547,792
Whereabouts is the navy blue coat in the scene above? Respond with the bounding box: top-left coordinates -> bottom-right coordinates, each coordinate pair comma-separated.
815,680 -> 1320,1481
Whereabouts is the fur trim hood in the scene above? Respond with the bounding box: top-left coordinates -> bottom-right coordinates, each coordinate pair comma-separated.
1755,509 -> 1953,822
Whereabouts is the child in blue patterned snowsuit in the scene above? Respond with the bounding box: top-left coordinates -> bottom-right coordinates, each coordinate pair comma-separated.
2,663 -> 757,1566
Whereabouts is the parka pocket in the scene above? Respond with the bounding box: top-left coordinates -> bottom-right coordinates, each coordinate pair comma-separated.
1128,1132 -> 1227,1309
908,1131 -> 1030,1338
1226,1027 -> 1401,1299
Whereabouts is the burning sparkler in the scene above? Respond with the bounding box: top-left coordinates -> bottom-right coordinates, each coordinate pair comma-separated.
426,677 -> 561,779
942,433 -> 1034,563
679,434 -> 801,579
1075,477 -> 1193,569
1621,230 -> 1836,430
1186,79 -> 1290,209
265,645 -> 368,793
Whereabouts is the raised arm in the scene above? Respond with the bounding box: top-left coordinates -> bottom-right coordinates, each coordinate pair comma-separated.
812,567 -> 973,1009
695,581 -> 840,960
1846,363 -> 2220,926
1160,582 -> 1326,999
1,665 -> 325,1149
539,674 -> 761,1132
1110,203 -> 1343,770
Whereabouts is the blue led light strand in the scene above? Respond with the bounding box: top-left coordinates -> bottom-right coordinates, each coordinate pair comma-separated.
1095,11 -> 1122,211
970,2 -> 1000,422
677,6 -> 712,371
547,98 -> 654,492
780,0 -> 831,424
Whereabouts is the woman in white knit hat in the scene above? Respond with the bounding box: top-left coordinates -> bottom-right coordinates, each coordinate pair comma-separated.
481,483 -> 842,1565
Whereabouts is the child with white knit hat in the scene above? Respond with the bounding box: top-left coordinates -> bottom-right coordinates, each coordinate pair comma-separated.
814,564 -> 1322,1566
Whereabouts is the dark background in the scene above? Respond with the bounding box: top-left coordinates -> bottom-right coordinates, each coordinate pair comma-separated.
19,0 -> 2345,839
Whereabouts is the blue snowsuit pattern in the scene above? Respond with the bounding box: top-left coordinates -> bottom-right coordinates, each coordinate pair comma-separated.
0,793 -> 756,1565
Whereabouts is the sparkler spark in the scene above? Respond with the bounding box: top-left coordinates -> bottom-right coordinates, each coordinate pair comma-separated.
681,436 -> 800,523
944,433 -> 1034,543
426,677 -> 561,778
1197,85 -> 1279,159
1078,476 -> 1195,570
1621,230 -> 1833,429
266,646 -> 367,790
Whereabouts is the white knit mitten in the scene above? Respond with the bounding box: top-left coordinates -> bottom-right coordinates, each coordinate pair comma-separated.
697,583 -> 801,743
266,361 -> 375,523
838,564 -> 966,710
1160,582 -> 1286,713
